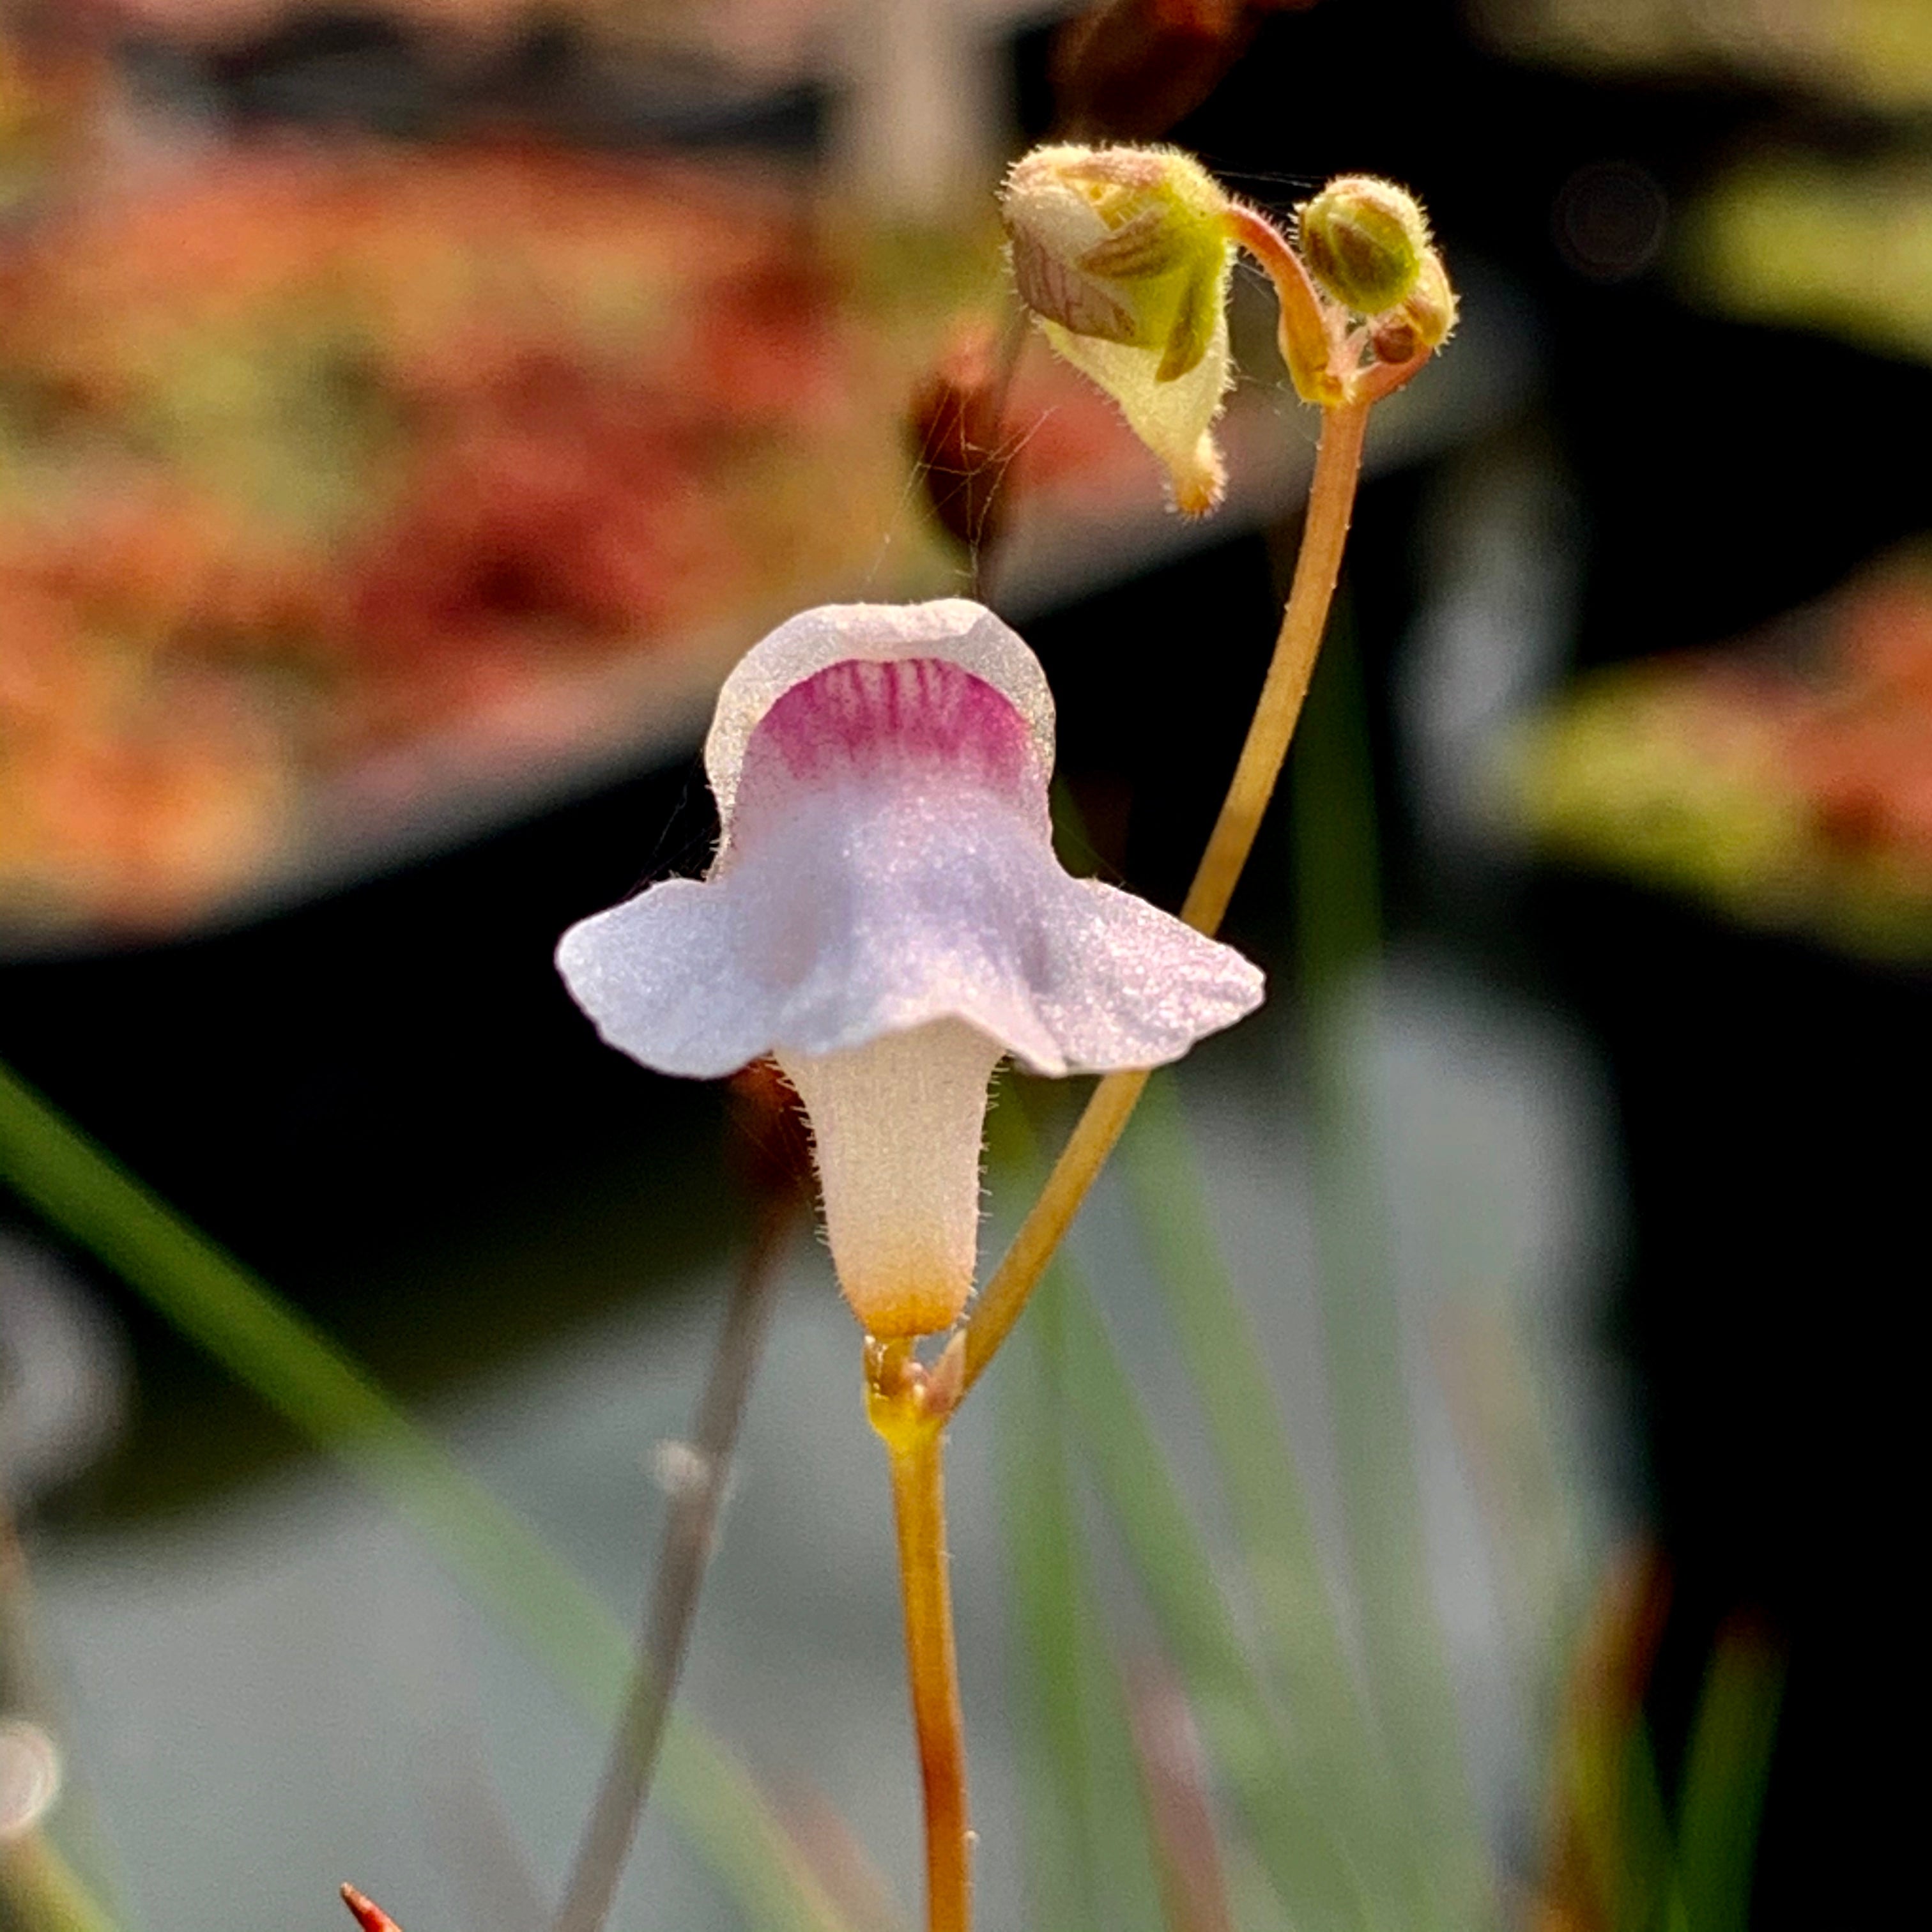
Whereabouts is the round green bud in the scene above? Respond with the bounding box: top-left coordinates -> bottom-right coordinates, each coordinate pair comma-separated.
1297,174 -> 1432,317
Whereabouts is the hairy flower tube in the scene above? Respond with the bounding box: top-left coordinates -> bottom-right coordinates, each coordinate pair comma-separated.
557,600 -> 1262,1338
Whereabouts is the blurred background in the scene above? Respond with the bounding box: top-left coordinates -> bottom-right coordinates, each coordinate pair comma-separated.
1,2 -> 1921,1928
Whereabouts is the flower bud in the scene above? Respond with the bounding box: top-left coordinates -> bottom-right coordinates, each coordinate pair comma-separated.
908,320 -> 1012,553
1052,0 -> 1264,142
1368,247 -> 1458,365
1297,174 -> 1432,317
999,142 -> 1236,516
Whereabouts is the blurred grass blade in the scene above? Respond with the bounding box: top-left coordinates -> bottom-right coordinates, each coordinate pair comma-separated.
553,1194 -> 795,1932
1579,1709 -> 1678,1932
1119,1075 -> 1410,1909
1300,1047 -> 1474,1917
1,1502 -> 139,1932
993,1266 -> 1094,1932
1039,779 -> 1392,1921
990,1095 -> 1368,1932
1220,1841 -> 1297,1932
1050,1262 -> 1369,1932
1549,1552 -> 1678,1932
1289,612 -> 1482,1920
996,1252 -> 1163,1932
1125,1663 -> 1235,1932
0,1830 -> 118,1932
1675,1625 -> 1782,1932
0,1055 -> 851,1932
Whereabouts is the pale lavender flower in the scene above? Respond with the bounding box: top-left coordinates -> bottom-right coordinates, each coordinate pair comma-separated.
558,599 -> 1261,1336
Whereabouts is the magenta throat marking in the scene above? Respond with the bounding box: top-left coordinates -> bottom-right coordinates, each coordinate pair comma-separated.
738,658 -> 1040,815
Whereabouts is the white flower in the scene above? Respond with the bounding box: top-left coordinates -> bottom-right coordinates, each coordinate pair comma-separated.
557,599 -> 1262,1337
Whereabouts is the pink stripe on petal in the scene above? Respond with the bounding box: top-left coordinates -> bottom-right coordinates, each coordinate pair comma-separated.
732,657 -> 1045,843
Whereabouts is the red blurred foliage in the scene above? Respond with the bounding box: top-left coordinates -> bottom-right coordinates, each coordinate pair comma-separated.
0,142 -> 875,926
0,536 -> 293,926
23,488 -> 332,648
0,143 -> 822,417
330,238 -> 844,739
342,358 -> 772,712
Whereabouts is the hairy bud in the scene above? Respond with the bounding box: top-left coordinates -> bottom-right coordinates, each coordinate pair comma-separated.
1297,174 -> 1432,318
1000,142 -> 1236,516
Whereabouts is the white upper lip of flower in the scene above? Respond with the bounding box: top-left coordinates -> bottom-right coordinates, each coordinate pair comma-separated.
704,599 -> 1054,841
556,599 -> 1262,1083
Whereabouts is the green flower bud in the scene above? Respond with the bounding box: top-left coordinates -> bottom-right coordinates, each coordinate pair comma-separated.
999,142 -> 1237,516
1297,174 -> 1432,317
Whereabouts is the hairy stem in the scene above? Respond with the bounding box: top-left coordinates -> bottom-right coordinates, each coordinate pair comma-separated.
960,398 -> 1372,1397
870,1367 -> 970,1932
1223,202 -> 1345,408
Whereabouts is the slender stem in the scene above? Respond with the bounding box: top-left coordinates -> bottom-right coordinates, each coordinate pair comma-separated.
1181,398 -> 1370,931
892,1427 -> 970,1932
553,1197 -> 796,1932
870,1368 -> 970,1932
960,397 -> 1372,1398
963,1068 -> 1148,1390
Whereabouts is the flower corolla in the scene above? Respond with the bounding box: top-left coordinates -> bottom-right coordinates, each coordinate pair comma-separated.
557,600 -> 1263,1338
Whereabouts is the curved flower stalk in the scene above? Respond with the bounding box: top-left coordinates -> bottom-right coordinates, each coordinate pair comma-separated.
558,598 -> 1262,1340
963,148 -> 1457,1396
